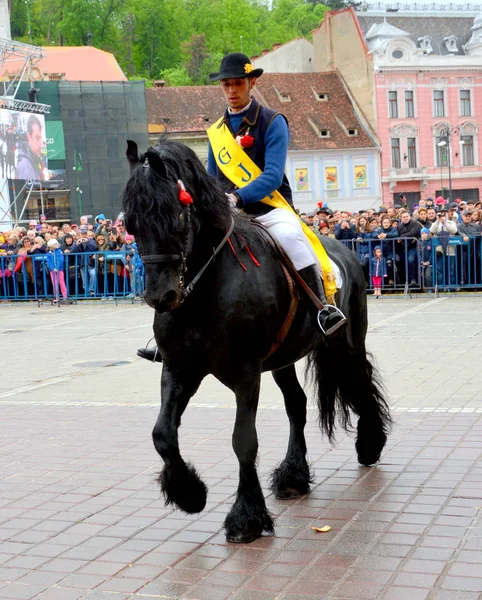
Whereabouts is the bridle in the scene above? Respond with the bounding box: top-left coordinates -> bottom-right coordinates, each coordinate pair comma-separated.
140,200 -> 235,302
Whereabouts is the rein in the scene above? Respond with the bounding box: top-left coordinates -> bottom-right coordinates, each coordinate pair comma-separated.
182,217 -> 235,300
141,213 -> 235,302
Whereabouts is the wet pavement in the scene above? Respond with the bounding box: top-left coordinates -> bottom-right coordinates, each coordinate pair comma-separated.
1,296 -> 481,600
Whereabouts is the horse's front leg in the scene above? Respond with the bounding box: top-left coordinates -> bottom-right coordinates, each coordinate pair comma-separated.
270,365 -> 312,499
224,365 -> 274,543
153,365 -> 208,514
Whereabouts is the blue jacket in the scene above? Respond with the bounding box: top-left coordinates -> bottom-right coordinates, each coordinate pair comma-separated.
420,239 -> 433,264
372,226 -> 398,257
28,247 -> 47,277
207,98 -> 292,215
70,239 -> 98,267
370,256 -> 387,277
46,247 -> 65,272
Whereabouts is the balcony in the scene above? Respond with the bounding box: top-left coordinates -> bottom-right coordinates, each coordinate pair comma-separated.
388,167 -> 427,181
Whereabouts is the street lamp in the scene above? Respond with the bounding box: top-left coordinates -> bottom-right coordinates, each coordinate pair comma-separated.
437,126 -> 461,203
25,0 -> 32,42
73,151 -> 83,218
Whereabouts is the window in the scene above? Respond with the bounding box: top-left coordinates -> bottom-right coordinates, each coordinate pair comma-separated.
460,90 -> 471,116
433,90 -> 445,117
348,128 -> 358,136
405,91 -> 414,118
388,91 -> 398,118
436,136 -> 448,167
461,135 -> 474,166
391,138 -> 401,169
407,137 -> 417,168
320,129 -> 330,137
392,50 -> 403,59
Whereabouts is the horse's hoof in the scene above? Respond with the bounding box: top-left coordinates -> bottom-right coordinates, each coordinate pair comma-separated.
357,452 -> 382,467
226,531 -> 261,544
158,462 -> 208,514
275,488 -> 302,500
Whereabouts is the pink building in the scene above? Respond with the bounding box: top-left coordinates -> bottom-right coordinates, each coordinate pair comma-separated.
314,8 -> 482,206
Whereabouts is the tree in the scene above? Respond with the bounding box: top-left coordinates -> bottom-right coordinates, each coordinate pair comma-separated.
10,0 -> 331,83
183,34 -> 209,84
305,0 -> 362,8
158,67 -> 193,86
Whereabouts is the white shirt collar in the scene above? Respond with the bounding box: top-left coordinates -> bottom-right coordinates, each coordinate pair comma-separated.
228,99 -> 253,116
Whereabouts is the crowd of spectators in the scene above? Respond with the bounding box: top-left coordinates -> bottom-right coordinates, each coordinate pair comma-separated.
1,194 -> 481,301
301,195 -> 482,291
0,213 -> 144,301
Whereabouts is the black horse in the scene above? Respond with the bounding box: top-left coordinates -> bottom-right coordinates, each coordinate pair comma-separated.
122,138 -> 391,544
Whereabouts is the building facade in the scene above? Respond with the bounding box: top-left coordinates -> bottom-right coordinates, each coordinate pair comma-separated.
314,8 -> 482,206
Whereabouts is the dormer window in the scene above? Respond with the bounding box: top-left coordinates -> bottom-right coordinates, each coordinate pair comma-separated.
273,86 -> 291,102
418,36 -> 433,54
308,117 -> 330,138
348,128 -> 358,137
312,88 -> 329,102
444,35 -> 458,53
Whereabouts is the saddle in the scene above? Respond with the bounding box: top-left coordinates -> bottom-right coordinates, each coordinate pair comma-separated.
239,220 -> 329,360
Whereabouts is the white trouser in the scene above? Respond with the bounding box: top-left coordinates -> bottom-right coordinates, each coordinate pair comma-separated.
255,208 -> 318,271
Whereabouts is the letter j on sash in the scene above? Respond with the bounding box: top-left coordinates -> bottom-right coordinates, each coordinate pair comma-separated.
238,163 -> 252,183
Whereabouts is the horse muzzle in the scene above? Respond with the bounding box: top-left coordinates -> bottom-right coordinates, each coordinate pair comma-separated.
144,289 -> 182,313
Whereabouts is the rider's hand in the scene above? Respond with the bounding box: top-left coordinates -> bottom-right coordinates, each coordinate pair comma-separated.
225,193 -> 238,208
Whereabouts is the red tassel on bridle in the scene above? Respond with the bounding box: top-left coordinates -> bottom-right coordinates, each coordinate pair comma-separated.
177,179 -> 193,205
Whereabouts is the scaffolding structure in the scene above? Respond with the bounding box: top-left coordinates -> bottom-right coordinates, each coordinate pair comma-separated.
0,37 -> 50,226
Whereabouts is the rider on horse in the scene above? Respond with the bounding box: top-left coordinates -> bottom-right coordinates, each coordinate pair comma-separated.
138,53 -> 346,362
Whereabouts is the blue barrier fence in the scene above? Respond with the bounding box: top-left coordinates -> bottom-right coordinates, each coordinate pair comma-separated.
340,236 -> 482,292
1,237 -> 481,302
0,251 -> 145,302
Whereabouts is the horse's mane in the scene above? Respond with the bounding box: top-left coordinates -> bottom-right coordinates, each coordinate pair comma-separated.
122,137 -> 258,251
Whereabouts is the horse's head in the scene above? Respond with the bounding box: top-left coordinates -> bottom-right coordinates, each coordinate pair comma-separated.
122,138 -> 231,312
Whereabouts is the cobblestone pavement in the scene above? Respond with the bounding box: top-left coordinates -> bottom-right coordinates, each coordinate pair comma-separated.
0,297 -> 481,600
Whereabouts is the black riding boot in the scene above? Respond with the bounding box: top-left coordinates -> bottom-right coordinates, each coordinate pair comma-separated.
137,340 -> 162,362
297,264 -> 346,336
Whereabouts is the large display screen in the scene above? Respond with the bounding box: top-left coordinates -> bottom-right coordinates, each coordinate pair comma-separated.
0,108 -> 48,181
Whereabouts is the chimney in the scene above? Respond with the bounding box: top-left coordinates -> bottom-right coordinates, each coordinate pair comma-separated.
153,80 -> 166,88
87,30 -> 92,46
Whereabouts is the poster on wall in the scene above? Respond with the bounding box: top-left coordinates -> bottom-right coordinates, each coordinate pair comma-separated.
295,167 -> 309,191
354,165 -> 368,188
0,108 -> 48,181
324,166 -> 338,190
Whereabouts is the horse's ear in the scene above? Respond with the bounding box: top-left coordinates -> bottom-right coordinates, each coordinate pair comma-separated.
126,140 -> 139,172
144,151 -> 168,180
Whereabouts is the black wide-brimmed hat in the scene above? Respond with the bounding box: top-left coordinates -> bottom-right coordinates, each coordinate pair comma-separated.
209,53 -> 263,82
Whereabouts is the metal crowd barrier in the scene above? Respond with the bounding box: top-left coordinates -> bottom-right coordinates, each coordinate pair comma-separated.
343,236 -> 482,293
1,238 -> 481,302
0,250 -> 145,302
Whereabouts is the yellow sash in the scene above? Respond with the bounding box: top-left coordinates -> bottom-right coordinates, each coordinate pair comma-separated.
207,117 -> 336,301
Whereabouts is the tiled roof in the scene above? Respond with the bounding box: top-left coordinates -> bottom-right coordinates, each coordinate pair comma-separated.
357,15 -> 474,55
4,46 -> 126,81
145,72 -> 375,150
146,86 -> 226,134
255,72 -> 375,150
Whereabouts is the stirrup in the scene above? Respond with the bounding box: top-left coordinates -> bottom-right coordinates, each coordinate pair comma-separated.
137,336 -> 161,363
317,305 -> 347,336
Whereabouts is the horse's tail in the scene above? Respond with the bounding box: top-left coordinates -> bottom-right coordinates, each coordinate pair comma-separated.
307,340 -> 392,465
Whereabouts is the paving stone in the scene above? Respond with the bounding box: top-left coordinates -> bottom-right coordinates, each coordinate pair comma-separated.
1,299 -> 482,600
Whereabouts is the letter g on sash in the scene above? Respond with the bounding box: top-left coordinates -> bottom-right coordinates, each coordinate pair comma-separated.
238,162 -> 252,183
218,147 -> 231,165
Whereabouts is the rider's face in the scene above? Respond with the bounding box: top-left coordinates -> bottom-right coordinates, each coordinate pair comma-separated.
220,77 -> 256,112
